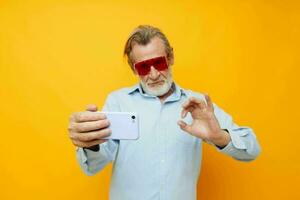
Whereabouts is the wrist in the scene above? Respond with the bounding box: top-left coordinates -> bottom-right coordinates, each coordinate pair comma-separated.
209,129 -> 231,148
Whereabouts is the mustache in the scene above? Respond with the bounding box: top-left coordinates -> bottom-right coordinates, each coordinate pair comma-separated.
145,72 -> 172,86
147,80 -> 165,85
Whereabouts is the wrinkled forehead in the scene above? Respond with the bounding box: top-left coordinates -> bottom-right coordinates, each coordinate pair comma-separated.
131,37 -> 167,64
135,56 -> 166,65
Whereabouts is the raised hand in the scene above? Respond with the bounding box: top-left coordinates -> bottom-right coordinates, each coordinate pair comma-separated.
177,94 -> 230,147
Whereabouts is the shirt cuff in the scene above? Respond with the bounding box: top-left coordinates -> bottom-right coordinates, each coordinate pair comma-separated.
76,146 -> 103,164
76,147 -> 88,164
216,128 -> 248,154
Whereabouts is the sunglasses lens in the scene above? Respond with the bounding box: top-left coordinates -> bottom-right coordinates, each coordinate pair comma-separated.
134,56 -> 168,76
135,61 -> 150,76
153,57 -> 168,71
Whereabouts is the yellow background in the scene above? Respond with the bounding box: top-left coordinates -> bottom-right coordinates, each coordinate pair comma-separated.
1,0 -> 299,199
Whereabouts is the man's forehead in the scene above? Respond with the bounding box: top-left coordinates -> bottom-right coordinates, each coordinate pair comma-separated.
131,37 -> 167,63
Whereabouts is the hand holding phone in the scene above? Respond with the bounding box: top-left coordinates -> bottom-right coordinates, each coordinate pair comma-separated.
68,105 -> 111,148
68,104 -> 139,149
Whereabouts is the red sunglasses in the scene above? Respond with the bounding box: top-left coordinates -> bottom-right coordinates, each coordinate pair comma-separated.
134,56 -> 168,76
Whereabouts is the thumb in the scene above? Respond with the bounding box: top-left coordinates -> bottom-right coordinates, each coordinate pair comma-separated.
86,104 -> 98,112
177,120 -> 193,135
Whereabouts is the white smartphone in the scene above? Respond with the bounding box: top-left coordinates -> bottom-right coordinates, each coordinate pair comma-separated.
98,111 -> 139,140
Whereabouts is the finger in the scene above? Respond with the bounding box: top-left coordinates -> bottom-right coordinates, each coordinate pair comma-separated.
177,120 -> 193,134
203,93 -> 213,110
182,97 -> 206,110
181,98 -> 192,109
72,128 -> 112,142
74,111 -> 106,122
189,97 -> 207,109
192,98 -> 207,111
181,109 -> 187,118
69,113 -> 76,123
181,97 -> 198,109
72,119 -> 110,132
86,104 -> 98,112
181,105 -> 195,118
181,98 -> 206,118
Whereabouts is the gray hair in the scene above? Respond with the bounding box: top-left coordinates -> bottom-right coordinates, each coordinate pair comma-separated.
123,25 -> 173,71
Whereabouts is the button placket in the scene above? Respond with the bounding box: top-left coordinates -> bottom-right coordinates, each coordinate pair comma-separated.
154,101 -> 164,199
160,103 -> 168,200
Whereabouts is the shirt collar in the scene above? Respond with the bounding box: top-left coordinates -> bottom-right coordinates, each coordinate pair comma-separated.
127,83 -> 142,95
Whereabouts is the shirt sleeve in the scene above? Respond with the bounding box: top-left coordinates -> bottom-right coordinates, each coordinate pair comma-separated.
212,103 -> 261,162
76,93 -> 120,176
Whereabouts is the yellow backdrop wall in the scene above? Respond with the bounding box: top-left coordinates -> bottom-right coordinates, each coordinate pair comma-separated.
1,0 -> 299,199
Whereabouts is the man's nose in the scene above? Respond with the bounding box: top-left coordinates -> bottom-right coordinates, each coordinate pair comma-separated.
148,66 -> 160,79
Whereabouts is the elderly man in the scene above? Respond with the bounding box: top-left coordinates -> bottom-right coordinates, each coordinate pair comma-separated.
68,25 -> 261,200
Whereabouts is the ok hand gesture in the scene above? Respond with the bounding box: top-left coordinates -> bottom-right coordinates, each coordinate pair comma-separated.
177,94 -> 230,147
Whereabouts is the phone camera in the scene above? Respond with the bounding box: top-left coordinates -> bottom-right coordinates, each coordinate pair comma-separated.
131,115 -> 136,120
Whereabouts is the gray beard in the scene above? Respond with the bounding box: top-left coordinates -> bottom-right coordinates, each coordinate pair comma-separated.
140,74 -> 173,97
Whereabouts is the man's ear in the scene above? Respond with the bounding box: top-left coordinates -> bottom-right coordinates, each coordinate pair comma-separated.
168,57 -> 174,66
168,48 -> 174,66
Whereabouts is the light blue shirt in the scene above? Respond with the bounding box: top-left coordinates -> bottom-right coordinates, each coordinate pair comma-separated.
76,82 -> 261,200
